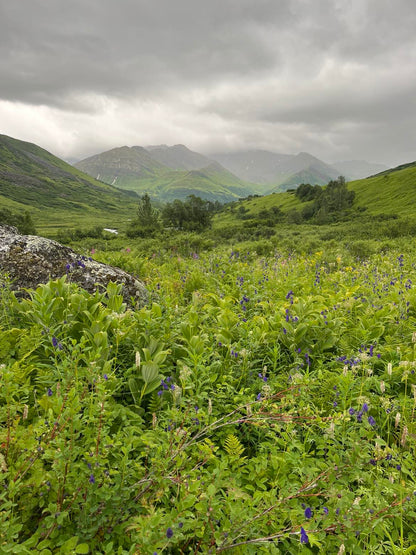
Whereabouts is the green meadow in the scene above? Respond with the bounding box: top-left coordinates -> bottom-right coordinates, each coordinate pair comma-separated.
2,227 -> 416,553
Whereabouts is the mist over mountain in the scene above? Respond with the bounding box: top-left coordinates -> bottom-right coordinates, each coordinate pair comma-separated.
330,160 -> 389,180
210,150 -> 341,191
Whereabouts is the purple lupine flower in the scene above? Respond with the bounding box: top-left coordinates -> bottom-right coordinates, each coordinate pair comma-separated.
349,407 -> 355,415
323,507 -> 329,515
166,527 -> 174,538
47,388 -> 53,397
304,507 -> 312,519
89,474 -> 95,484
362,403 -> 369,413
368,415 -> 376,426
300,527 -> 309,544
52,336 -> 58,348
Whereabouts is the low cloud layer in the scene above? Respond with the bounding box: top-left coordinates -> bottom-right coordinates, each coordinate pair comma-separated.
1,0 -> 415,166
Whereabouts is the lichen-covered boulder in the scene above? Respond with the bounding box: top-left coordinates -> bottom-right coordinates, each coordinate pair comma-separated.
0,226 -> 148,307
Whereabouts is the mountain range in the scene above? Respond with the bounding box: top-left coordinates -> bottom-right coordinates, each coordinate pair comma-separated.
75,144 -> 388,201
75,144 -> 256,202
0,133 -> 414,237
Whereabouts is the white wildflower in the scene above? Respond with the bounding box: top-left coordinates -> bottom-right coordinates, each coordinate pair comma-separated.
401,426 -> 408,447
395,412 -> 401,428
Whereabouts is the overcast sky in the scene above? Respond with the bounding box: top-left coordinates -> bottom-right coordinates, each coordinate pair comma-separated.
0,0 -> 415,166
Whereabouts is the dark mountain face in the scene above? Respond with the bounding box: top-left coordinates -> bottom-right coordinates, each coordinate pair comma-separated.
75,146 -> 167,182
144,144 -> 217,171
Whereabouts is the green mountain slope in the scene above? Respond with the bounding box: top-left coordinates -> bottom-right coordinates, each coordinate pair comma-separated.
0,134 -> 137,232
350,161 -> 416,217
75,145 -> 257,202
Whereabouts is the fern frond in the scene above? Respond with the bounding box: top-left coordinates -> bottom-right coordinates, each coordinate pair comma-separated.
223,434 -> 245,457
147,391 -> 162,414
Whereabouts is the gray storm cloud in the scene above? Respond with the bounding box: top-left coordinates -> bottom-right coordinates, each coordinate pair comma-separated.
0,0 -> 415,166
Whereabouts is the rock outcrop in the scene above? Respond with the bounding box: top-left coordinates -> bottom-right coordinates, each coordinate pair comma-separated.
0,226 -> 148,307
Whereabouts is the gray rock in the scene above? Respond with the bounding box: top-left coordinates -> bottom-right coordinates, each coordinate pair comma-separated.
0,226 -> 148,307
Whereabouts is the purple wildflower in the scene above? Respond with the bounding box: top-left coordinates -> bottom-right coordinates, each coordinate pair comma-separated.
368,415 -> 376,426
304,507 -> 312,519
47,388 -> 53,397
166,527 -> 174,539
300,527 -> 309,544
89,474 -> 95,484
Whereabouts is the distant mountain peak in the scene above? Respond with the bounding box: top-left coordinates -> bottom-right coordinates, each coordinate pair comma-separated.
74,142 -> 254,203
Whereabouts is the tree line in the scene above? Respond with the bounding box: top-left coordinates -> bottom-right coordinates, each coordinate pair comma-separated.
127,194 -> 221,237
291,176 -> 356,224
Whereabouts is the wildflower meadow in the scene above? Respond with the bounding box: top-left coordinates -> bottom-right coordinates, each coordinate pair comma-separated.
1,239 -> 416,553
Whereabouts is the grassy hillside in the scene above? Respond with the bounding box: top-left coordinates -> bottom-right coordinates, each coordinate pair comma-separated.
0,135 -> 138,234
350,162 -> 416,217
215,161 -> 416,225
